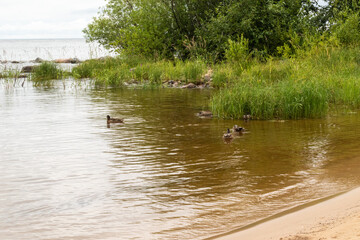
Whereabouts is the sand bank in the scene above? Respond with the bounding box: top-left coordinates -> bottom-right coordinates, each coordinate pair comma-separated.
210,187 -> 360,240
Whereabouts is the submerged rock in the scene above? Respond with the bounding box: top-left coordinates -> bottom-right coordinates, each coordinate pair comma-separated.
21,66 -> 35,73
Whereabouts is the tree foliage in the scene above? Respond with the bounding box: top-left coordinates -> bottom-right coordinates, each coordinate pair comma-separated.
84,0 -> 360,60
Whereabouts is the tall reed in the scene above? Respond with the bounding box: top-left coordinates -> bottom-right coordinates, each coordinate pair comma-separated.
31,62 -> 65,81
211,46 -> 360,119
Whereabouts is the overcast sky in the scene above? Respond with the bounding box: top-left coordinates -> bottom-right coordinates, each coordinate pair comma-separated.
0,0 -> 106,39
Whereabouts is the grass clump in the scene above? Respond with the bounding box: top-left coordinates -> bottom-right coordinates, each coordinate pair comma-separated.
31,62 -> 65,81
72,56 -> 208,87
93,69 -> 127,87
183,60 -> 207,83
0,68 -> 22,79
211,46 -> 360,120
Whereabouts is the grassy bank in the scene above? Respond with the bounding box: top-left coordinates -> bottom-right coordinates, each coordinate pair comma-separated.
71,56 -> 208,87
1,45 -> 359,120
211,46 -> 360,119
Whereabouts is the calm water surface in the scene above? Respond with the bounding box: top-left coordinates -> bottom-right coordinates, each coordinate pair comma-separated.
0,38 -> 113,61
1,80 -> 360,240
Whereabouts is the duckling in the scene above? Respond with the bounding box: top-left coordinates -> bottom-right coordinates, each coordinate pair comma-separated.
223,128 -> 233,139
107,115 -> 124,124
233,125 -> 245,132
197,111 -> 213,118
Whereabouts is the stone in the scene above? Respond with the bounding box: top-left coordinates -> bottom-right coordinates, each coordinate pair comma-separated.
21,66 -> 35,73
34,57 -> 44,63
203,69 -> 213,82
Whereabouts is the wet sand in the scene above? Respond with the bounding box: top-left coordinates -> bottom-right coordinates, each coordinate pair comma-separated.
211,187 -> 360,240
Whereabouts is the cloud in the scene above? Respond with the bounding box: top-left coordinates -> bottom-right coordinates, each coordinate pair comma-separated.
0,19 -> 91,39
0,0 -> 105,39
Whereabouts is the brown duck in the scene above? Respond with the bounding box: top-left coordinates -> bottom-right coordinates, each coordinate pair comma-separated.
107,115 -> 124,124
233,125 -> 245,132
197,111 -> 213,118
223,128 -> 233,139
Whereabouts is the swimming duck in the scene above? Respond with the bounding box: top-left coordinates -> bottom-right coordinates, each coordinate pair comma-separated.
223,128 -> 233,139
107,115 -> 124,124
233,125 -> 245,132
197,111 -> 213,118
243,114 -> 252,121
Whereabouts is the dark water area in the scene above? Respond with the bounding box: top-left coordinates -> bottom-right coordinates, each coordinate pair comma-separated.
1,80 -> 360,240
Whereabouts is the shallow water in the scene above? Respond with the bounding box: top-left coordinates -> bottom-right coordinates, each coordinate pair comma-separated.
0,38 -> 113,62
1,80 -> 360,240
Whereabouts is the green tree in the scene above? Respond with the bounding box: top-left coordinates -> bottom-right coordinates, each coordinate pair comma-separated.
198,0 -> 320,58
84,0 -> 327,60
84,0 -> 221,59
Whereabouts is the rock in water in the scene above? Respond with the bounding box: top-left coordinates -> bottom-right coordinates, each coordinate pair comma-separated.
21,66 -> 35,73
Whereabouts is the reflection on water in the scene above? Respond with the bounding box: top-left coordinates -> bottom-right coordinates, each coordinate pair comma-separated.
1,81 -> 360,240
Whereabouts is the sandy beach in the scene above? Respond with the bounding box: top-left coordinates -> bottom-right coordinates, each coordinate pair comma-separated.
210,187 -> 360,240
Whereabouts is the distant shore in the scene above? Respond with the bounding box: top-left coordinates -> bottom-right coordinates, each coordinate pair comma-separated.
209,187 -> 360,240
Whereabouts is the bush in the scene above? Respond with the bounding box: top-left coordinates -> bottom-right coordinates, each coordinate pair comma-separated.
335,13 -> 360,46
225,35 -> 250,63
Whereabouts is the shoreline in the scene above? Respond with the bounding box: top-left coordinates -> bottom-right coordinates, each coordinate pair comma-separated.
208,187 -> 360,240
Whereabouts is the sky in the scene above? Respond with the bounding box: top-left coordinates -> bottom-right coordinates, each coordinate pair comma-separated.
0,0 -> 106,39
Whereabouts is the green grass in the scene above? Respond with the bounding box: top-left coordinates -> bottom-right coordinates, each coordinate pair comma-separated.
71,56 -> 208,87
31,62 -> 66,81
0,68 -> 22,79
211,47 -> 360,119
183,60 -> 207,83
25,44 -> 360,120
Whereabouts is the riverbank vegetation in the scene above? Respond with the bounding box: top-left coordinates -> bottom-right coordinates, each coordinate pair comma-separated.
81,0 -> 360,119
1,0 -> 359,119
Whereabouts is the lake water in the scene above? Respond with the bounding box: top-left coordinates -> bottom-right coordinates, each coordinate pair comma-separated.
0,38 -> 113,62
1,79 -> 360,240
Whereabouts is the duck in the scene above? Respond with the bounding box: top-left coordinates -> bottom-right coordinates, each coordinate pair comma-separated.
243,114 -> 252,121
197,110 -> 213,118
223,128 -> 233,139
107,115 -> 124,124
233,125 -> 245,132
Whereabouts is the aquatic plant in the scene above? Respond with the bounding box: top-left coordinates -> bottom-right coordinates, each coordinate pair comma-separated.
211,46 -> 360,119
93,69 -> 127,87
0,68 -> 22,79
31,62 -> 65,81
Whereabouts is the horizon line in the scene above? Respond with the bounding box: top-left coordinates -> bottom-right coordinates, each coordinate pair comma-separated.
0,37 -> 87,41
